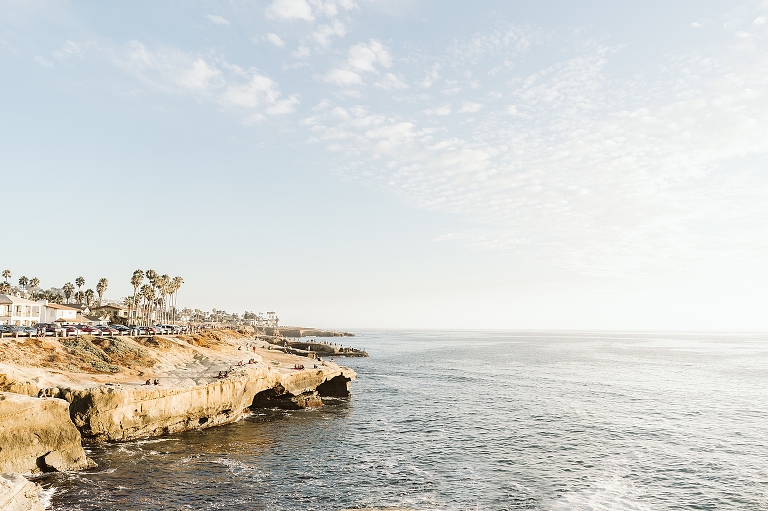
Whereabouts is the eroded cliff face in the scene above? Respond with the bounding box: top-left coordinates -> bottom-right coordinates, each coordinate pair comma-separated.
0,332 -> 355,444
62,366 -> 354,442
0,392 -> 94,474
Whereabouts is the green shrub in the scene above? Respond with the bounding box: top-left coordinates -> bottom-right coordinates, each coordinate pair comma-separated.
60,336 -> 120,373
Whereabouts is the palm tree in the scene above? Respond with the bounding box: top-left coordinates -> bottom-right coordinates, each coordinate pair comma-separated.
141,284 -> 154,326
130,270 -> 144,324
84,288 -> 94,307
145,270 -> 158,324
0,282 -> 10,294
158,275 -> 171,323
153,274 -> 167,323
2,270 -> 11,283
170,276 -> 183,324
96,278 -> 108,306
154,297 -> 164,324
74,290 -> 84,305
75,276 -> 85,302
63,282 -> 75,304
29,277 -> 40,291
18,276 -> 28,293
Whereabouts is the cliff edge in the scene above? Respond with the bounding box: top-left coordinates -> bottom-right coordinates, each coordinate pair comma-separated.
0,330 -> 355,443
0,392 -> 94,473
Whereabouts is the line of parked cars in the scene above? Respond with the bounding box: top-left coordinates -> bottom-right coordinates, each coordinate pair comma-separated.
0,323 -> 188,337
0,325 -> 37,336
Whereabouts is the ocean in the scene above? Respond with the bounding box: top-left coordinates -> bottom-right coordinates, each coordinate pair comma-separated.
37,330 -> 768,510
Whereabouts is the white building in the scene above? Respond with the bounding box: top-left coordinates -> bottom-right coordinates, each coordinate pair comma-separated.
39,303 -> 78,324
0,294 -> 43,326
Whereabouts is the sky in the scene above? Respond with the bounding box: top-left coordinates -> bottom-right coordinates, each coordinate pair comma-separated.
2,0 -> 767,330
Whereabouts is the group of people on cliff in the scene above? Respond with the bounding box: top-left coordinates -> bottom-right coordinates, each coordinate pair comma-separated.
37,388 -> 55,398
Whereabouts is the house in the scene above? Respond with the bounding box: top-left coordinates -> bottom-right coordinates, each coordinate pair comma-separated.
83,315 -> 109,326
64,304 -> 91,315
90,304 -> 129,320
40,303 -> 79,324
0,294 -> 43,326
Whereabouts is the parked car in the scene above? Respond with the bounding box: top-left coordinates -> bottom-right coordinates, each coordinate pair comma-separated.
97,325 -> 120,335
19,326 -> 36,336
111,324 -> 131,335
128,325 -> 148,335
35,323 -> 61,335
0,326 -> 33,336
77,325 -> 98,334
57,324 -> 79,335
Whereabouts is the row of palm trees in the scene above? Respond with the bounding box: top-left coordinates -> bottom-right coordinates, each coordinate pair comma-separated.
1,269 -> 109,307
126,270 -> 184,326
0,270 -> 109,307
62,276 -> 109,306
3,268 -> 261,328
1,271 -> 41,296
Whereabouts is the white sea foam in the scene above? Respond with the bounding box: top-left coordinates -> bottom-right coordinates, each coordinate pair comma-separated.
38,486 -> 55,509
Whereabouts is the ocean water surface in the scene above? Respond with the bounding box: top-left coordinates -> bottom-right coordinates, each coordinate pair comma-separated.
38,330 -> 768,510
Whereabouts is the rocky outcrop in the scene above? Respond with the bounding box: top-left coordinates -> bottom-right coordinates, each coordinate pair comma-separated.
0,392 -> 94,474
251,384 -> 323,409
317,374 -> 353,397
264,327 -> 355,338
0,331 -> 356,444
62,365 -> 355,442
0,473 -> 43,511
285,341 -> 368,357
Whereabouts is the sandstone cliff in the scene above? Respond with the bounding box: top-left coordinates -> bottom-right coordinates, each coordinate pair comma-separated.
64,365 -> 353,442
0,392 -> 94,473
0,331 -> 354,443
0,473 -> 44,511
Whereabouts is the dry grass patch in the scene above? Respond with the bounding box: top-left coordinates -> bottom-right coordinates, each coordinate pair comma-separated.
178,331 -> 234,348
91,337 -> 156,368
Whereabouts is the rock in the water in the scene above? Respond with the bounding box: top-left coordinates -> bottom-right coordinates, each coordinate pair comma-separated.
0,392 -> 95,473
251,383 -> 323,410
0,473 -> 44,511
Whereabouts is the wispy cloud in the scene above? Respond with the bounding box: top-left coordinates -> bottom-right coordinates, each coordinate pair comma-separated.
302,14 -> 768,276
423,104 -> 451,115
323,39 -> 391,88
111,41 -> 298,122
312,20 -> 346,47
323,68 -> 361,86
266,0 -> 314,21
265,33 -> 286,48
458,101 -> 482,113
375,73 -> 408,90
35,3 -> 768,280
206,14 -> 230,26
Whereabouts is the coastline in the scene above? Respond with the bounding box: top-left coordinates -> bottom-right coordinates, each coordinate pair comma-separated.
0,328 -> 356,508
